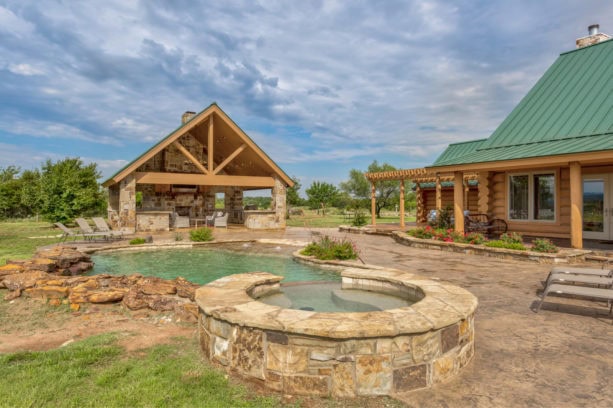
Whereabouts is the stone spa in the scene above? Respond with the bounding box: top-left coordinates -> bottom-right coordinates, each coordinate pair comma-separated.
196,256 -> 477,397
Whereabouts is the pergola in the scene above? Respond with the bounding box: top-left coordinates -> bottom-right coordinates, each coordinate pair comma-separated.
364,168 -> 479,228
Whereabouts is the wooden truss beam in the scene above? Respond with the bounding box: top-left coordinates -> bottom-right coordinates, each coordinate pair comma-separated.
208,116 -> 214,172
213,144 -> 247,175
173,141 -> 208,175
134,172 -> 275,187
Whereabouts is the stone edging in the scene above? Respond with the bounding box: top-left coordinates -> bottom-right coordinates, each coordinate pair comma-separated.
195,256 -> 477,396
339,225 -> 590,264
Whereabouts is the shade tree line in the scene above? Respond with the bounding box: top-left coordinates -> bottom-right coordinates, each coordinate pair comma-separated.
0,158 -> 105,222
290,161 -> 416,217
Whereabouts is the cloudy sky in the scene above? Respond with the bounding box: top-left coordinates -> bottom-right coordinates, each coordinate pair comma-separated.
0,1 -> 610,193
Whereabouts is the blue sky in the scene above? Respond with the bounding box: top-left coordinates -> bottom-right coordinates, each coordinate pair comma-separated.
0,1 -> 611,194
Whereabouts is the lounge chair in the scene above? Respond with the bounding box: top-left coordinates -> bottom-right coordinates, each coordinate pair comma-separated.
173,213 -> 190,229
92,217 -> 124,239
75,218 -> 111,240
535,283 -> 613,314
213,213 -> 228,229
54,222 -> 106,242
544,272 -> 613,288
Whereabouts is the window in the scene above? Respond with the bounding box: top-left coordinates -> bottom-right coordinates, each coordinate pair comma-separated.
508,173 -> 555,221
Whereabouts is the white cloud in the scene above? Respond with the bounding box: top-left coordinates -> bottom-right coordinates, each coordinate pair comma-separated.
8,63 -> 44,76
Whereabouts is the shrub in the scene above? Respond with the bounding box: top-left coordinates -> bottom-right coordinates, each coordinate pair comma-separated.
429,205 -> 453,229
408,225 -> 436,239
174,232 -> 184,241
531,238 -> 559,253
485,240 -> 527,251
500,232 -> 523,244
464,232 -> 486,245
301,235 -> 358,260
129,238 -> 146,245
190,227 -> 213,242
351,210 -> 367,227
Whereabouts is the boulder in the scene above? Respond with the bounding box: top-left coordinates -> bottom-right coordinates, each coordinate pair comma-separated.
87,288 -> 128,303
175,277 -> 200,300
4,289 -> 21,301
0,264 -> 24,277
24,285 -> 70,299
67,262 -> 94,276
174,302 -> 199,322
24,258 -> 56,273
3,271 -> 49,290
122,288 -> 149,310
138,277 -> 177,295
146,295 -> 178,311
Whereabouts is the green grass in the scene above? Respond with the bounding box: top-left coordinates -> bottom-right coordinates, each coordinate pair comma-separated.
0,220 -> 59,264
0,334 -> 283,407
286,209 -> 415,228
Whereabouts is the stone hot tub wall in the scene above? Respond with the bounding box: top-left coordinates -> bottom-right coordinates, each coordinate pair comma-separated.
196,267 -> 477,397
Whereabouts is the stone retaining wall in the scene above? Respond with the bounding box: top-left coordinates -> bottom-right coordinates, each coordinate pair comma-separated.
196,265 -> 477,397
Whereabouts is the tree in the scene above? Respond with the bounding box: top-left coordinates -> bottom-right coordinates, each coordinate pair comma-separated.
38,158 -> 105,222
20,169 -> 42,218
340,160 -> 407,218
305,181 -> 338,216
0,166 -> 23,219
286,176 -> 303,206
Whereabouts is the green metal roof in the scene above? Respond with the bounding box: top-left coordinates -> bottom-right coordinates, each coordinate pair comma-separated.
432,139 -> 486,166
431,39 -> 613,167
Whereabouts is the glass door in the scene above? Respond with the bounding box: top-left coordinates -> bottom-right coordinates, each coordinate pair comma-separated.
582,176 -> 609,240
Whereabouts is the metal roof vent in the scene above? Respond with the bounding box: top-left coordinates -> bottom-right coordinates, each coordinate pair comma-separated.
588,24 -> 600,36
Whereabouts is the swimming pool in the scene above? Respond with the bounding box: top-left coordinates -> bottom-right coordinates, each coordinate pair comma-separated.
89,245 -> 339,285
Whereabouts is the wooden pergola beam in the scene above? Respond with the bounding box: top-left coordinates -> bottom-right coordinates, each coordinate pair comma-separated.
134,172 -> 275,187
173,141 -> 208,175
213,144 -> 247,175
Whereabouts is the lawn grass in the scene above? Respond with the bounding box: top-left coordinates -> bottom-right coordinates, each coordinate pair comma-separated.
0,334 -> 283,407
0,220 -> 59,264
286,208 -> 415,228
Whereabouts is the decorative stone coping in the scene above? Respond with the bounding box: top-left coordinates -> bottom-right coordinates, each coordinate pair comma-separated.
195,260 -> 477,397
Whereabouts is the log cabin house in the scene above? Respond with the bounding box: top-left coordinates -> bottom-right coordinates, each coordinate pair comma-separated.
366,26 -> 612,249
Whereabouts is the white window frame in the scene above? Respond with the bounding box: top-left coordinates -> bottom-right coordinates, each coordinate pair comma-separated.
508,172 -> 556,222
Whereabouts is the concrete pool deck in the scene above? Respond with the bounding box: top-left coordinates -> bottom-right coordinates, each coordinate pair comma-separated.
67,226 -> 612,407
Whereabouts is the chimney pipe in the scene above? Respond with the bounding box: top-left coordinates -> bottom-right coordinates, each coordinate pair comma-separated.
182,111 -> 196,124
576,24 -> 610,48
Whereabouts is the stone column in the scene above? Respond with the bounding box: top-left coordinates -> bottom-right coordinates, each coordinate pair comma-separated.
271,176 -> 286,228
453,172 -> 464,234
569,162 -> 583,249
119,174 -> 137,232
225,187 -> 244,224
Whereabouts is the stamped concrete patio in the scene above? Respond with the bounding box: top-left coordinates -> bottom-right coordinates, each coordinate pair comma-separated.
203,226 -> 612,407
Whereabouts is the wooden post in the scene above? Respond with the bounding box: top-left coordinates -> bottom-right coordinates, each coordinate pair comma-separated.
415,183 -> 424,223
399,179 -> 405,228
208,115 -> 214,172
435,173 -> 442,210
454,171 -> 464,234
569,162 -> 583,249
371,182 -> 376,226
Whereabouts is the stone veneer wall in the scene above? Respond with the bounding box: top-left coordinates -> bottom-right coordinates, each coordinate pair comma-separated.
196,267 -> 477,397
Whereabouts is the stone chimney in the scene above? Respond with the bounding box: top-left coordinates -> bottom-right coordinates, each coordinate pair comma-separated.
576,24 -> 611,48
181,111 -> 196,124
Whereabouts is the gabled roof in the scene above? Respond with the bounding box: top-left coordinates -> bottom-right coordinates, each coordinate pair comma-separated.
103,103 -> 293,187
431,39 -> 613,168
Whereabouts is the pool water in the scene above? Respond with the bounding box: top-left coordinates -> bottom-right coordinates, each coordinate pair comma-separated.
89,246 -> 339,285
258,282 -> 412,312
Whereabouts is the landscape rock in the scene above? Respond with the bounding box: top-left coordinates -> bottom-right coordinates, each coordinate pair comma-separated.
24,258 -> 57,273
4,289 -> 21,301
3,271 -> 50,291
24,285 -> 70,299
175,277 -> 200,300
122,288 -> 149,310
146,295 -> 179,311
0,264 -> 24,277
139,277 -> 177,295
87,288 -> 128,303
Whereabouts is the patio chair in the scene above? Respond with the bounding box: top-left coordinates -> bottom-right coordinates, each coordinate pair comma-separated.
172,213 -> 190,229
75,218 -> 111,240
535,282 -> 613,314
544,272 -> 613,288
213,213 -> 228,229
54,222 -> 106,242
92,217 -> 124,239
